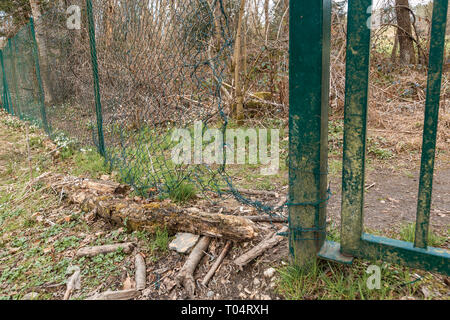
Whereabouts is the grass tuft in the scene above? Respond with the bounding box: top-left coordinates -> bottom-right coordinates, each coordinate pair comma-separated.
168,181 -> 197,203
398,223 -> 448,248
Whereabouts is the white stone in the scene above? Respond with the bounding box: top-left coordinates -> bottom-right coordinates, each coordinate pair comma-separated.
264,267 -> 276,278
22,292 -> 39,300
169,233 -> 200,254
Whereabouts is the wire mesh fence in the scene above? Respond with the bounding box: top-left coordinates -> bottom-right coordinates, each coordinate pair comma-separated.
0,0 -> 283,215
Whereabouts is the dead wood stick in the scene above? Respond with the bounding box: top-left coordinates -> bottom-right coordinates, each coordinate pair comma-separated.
25,124 -> 33,181
135,254 -> 146,290
232,188 -> 280,197
86,289 -> 140,300
76,243 -> 135,258
176,236 -> 211,298
234,226 -> 288,268
63,266 -> 81,300
201,241 -> 232,286
365,183 -> 376,191
242,216 -> 287,223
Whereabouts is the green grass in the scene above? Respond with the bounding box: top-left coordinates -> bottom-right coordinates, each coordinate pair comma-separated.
397,223 -> 448,248
0,113 -> 170,299
131,228 -> 172,263
151,227 -> 171,252
276,223 -> 448,300
71,149 -> 109,177
276,258 -> 427,300
168,181 -> 197,203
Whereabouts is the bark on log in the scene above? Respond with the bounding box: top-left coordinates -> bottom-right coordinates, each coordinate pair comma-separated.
42,175 -> 257,242
234,226 -> 288,268
76,243 -> 135,258
81,179 -> 130,195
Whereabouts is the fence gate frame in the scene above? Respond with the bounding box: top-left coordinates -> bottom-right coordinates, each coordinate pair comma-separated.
289,0 -> 450,276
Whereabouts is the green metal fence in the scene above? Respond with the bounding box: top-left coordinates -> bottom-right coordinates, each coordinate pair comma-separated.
289,0 -> 449,276
0,0 -> 284,214
0,0 -> 245,205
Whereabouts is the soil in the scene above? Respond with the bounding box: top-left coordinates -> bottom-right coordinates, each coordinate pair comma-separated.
328,168 -> 450,234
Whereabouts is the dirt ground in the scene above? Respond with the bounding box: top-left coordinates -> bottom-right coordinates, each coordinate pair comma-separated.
328,168 -> 450,234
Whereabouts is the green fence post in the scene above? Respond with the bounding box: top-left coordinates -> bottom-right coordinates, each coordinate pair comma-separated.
29,17 -> 50,134
0,50 -> 12,114
288,0 -> 331,267
4,42 -> 15,116
340,0 -> 373,256
0,49 -> 5,111
415,0 -> 448,249
86,0 -> 106,157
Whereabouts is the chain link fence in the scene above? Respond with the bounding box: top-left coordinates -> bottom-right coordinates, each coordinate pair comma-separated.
0,0 -> 283,215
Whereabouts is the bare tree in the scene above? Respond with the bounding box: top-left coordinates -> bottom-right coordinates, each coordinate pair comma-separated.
29,0 -> 54,103
394,0 -> 416,64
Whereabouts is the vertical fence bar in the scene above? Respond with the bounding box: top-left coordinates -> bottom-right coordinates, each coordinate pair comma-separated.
0,51 -> 3,110
0,50 -> 12,114
29,17 -> 50,134
4,41 -> 15,116
340,0 -> 373,255
86,0 -> 106,157
288,0 -> 331,266
415,0 -> 448,249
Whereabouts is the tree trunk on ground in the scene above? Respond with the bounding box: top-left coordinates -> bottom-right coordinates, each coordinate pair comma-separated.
395,0 -> 416,64
29,0 -> 54,104
40,174 -> 257,242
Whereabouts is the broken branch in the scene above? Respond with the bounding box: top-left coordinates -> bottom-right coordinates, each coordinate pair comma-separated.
176,236 -> 211,298
201,241 -> 232,287
234,226 -> 288,268
135,254 -> 147,290
76,243 -> 135,258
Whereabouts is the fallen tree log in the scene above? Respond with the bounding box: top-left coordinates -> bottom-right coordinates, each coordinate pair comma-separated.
42,174 -> 257,242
